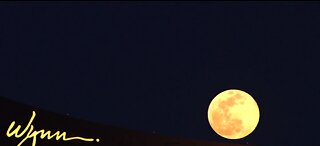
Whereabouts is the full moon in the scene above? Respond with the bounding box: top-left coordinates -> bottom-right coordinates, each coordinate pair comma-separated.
207,89 -> 260,139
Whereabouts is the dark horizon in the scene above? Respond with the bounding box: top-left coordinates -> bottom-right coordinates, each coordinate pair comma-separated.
0,96 -> 253,146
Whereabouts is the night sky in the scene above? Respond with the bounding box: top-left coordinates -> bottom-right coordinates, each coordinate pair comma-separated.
1,2 -> 320,146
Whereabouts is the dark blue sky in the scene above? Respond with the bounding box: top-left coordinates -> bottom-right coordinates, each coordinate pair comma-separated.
1,2 -> 320,146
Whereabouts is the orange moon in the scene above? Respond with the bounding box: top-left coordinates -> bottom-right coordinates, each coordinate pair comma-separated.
207,89 -> 260,139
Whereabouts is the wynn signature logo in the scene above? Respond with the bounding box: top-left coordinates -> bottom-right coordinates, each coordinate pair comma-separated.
6,111 -> 100,146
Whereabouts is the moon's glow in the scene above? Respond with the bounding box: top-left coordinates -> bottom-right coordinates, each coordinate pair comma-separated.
208,89 -> 260,139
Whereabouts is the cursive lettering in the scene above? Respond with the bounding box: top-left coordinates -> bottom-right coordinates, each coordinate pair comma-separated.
6,111 -> 100,146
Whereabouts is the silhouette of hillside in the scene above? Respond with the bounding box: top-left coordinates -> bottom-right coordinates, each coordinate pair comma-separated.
0,96 -> 252,146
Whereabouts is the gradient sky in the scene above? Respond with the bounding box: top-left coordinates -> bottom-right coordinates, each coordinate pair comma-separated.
1,2 -> 320,146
